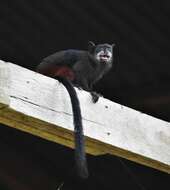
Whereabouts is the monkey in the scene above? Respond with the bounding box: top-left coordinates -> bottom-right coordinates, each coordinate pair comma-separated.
36,41 -> 115,179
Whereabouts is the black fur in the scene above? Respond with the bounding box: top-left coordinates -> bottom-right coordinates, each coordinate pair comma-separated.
37,42 -> 114,94
37,41 -> 114,179
55,76 -> 88,179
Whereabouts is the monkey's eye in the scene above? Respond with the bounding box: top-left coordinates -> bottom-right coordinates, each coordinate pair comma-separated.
106,47 -> 112,52
95,48 -> 102,53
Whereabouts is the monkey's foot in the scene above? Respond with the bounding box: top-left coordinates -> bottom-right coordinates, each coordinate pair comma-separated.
90,92 -> 103,103
73,84 -> 83,90
77,86 -> 83,90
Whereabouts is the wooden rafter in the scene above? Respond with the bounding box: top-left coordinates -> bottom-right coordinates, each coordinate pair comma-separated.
0,60 -> 170,174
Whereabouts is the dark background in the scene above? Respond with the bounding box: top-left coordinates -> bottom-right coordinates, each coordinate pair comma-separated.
0,0 -> 170,189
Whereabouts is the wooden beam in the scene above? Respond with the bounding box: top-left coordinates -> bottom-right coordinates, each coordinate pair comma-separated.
0,60 -> 170,174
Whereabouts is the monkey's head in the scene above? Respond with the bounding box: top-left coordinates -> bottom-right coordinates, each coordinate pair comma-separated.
88,41 -> 115,64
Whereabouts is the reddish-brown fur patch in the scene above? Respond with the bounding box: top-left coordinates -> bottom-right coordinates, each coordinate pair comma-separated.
38,64 -> 75,81
54,66 -> 75,81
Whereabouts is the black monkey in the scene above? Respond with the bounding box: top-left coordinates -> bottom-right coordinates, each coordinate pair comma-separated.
36,41 -> 115,178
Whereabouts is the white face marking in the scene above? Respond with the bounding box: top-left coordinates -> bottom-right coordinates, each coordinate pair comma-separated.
96,50 -> 112,62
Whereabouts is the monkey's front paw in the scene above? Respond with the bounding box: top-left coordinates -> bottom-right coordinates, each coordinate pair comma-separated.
77,86 -> 83,90
74,84 -> 83,90
90,92 -> 103,103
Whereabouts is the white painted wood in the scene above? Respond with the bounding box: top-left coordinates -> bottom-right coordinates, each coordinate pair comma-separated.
0,60 -> 170,174
0,61 -> 10,106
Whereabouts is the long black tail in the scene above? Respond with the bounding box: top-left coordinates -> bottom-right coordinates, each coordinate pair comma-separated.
55,76 -> 88,179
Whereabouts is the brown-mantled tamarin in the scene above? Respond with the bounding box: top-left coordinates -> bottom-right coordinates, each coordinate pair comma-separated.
36,41 -> 115,179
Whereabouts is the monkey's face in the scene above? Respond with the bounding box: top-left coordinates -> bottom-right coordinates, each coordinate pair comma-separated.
88,42 -> 115,64
94,44 -> 113,64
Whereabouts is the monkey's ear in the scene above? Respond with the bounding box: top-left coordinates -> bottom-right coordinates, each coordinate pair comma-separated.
112,43 -> 116,48
88,41 -> 95,47
88,41 -> 96,53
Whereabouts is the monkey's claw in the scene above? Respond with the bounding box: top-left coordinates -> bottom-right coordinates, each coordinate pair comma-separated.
91,92 -> 102,103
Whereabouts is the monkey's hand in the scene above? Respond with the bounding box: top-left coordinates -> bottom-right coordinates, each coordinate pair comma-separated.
90,91 -> 103,103
73,84 -> 83,90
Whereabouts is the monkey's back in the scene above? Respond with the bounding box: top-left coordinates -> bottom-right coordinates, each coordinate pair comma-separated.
37,48 -> 110,89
